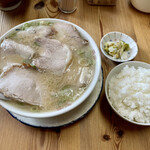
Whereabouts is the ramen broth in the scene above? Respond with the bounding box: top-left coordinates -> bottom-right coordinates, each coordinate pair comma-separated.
0,21 -> 95,112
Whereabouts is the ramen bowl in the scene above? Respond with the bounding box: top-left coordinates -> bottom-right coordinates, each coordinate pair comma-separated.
0,18 -> 101,118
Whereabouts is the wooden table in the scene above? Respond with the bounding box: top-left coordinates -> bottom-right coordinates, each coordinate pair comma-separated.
0,0 -> 150,149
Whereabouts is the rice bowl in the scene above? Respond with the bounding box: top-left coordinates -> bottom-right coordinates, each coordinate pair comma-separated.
105,61 -> 150,126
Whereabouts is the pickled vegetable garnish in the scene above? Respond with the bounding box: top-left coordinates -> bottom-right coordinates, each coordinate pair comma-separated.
104,40 -> 130,59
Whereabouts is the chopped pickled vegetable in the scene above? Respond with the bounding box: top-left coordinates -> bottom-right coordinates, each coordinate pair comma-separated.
104,40 -> 130,60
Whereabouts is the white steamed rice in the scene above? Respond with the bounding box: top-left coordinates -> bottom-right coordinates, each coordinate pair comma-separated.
109,65 -> 150,123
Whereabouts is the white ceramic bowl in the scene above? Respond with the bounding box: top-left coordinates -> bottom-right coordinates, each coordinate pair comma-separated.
105,61 -> 150,126
0,18 -> 101,118
131,0 -> 150,13
100,32 -> 138,62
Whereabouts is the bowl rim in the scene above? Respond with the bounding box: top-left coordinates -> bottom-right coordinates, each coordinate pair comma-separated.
100,31 -> 138,62
0,18 -> 101,118
105,61 -> 150,126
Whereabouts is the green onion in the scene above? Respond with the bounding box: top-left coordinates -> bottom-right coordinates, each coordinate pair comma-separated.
31,106 -> 40,112
78,58 -> 93,67
34,41 -> 40,47
20,21 -> 53,30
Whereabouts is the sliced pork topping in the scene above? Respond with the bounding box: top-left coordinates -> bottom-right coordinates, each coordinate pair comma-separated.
32,38 -> 72,75
0,65 -> 47,106
1,39 -> 35,59
16,25 -> 55,39
52,22 -> 88,49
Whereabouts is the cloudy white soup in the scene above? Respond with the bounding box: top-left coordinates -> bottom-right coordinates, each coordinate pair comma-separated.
0,21 -> 95,112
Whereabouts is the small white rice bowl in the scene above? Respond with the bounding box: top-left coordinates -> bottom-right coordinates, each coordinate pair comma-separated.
105,61 -> 150,125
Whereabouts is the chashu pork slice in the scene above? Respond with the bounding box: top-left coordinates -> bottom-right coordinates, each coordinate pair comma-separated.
1,39 -> 35,59
16,25 -> 56,39
52,22 -> 88,49
32,38 -> 72,75
0,65 -> 46,106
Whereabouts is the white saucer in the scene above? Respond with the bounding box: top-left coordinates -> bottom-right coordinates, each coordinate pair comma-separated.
8,69 -> 103,128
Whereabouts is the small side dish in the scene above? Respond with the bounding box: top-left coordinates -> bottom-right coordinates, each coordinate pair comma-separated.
100,32 -> 138,62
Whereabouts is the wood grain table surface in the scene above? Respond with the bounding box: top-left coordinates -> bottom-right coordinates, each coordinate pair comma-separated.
0,0 -> 150,149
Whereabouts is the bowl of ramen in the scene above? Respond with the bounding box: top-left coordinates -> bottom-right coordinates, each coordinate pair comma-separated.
0,18 -> 101,118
